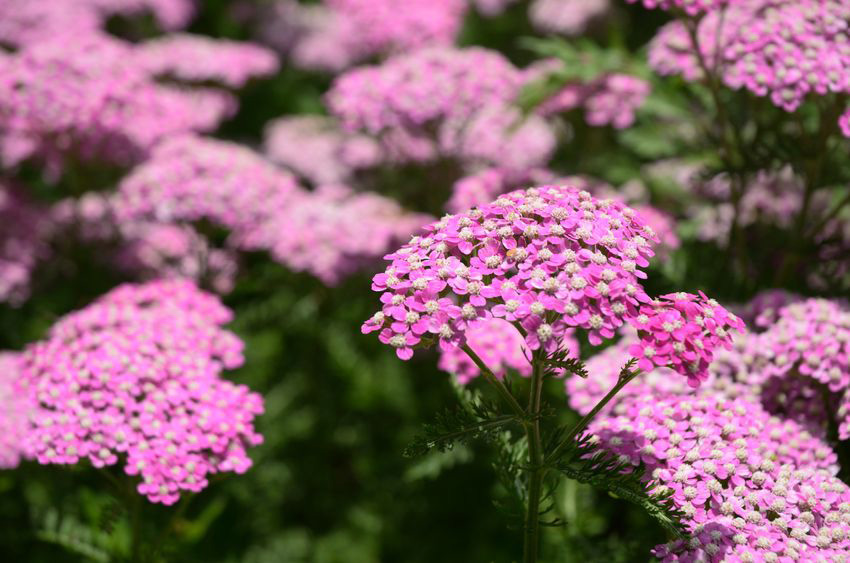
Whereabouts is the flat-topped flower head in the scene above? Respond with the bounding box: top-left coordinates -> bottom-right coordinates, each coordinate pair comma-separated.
363,184 -> 661,359
328,47 -> 520,134
628,292 -> 744,385
114,134 -> 303,245
135,33 -> 279,88
0,32 -> 237,166
588,393 -> 849,561
20,280 -> 264,505
645,0 -> 850,122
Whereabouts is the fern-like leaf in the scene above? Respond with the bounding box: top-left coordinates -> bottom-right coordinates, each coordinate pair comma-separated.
548,433 -> 688,538
542,348 -> 589,379
404,386 -> 518,457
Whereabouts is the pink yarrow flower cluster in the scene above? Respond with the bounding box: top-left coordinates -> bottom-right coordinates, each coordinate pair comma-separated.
364,183 -> 729,382
0,0 -> 194,48
135,33 -> 279,88
245,184 -> 432,285
363,184 -> 661,360
0,353 -> 30,469
629,292 -> 744,386
257,0 -> 466,72
20,280 -> 264,505
529,0 -> 609,36
115,135 -> 427,285
263,116 -> 382,185
643,0 -> 850,126
0,32 -> 249,167
327,47 -> 533,163
588,393 -> 850,561
537,71 -> 650,130
567,330 -> 750,418
113,134 -> 302,244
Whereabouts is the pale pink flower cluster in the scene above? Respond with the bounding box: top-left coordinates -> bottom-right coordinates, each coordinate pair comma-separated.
263,116 -> 383,185
115,135 -> 426,285
20,280 -> 264,505
438,104 -> 556,172
629,292 -> 744,386
735,289 -> 802,330
588,393 -> 850,561
529,0 -> 609,36
363,184 -> 730,383
644,1 -> 850,121
0,0 -> 194,47
753,299 -> 850,409
135,34 -> 279,88
328,48 -> 543,164
245,184 -> 432,285
538,72 -> 650,129
0,353 -> 30,469
51,193 -> 238,294
113,135 -> 302,244
258,0 -> 466,72
0,33 -> 240,166
689,168 -> 814,244
116,224 -> 240,295
0,182 -> 52,305
704,297 -> 850,440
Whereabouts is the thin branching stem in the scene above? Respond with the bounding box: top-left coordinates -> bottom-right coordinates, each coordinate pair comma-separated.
545,367 -> 641,465
461,345 -> 526,418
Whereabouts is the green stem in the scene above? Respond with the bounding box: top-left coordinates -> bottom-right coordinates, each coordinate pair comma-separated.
462,345 -> 526,418
545,368 -> 641,465
130,489 -> 143,563
522,357 -> 546,563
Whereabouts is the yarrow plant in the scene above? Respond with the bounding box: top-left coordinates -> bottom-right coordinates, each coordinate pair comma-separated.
363,183 -> 740,561
19,280 -> 264,505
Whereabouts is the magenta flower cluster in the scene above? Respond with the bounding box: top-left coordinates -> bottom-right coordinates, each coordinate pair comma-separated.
363,183 -> 735,382
629,292 -> 744,386
588,392 -> 850,560
362,184 -> 660,359
246,184 -> 432,285
19,280 -> 264,505
135,33 -> 279,88
114,135 -> 302,243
